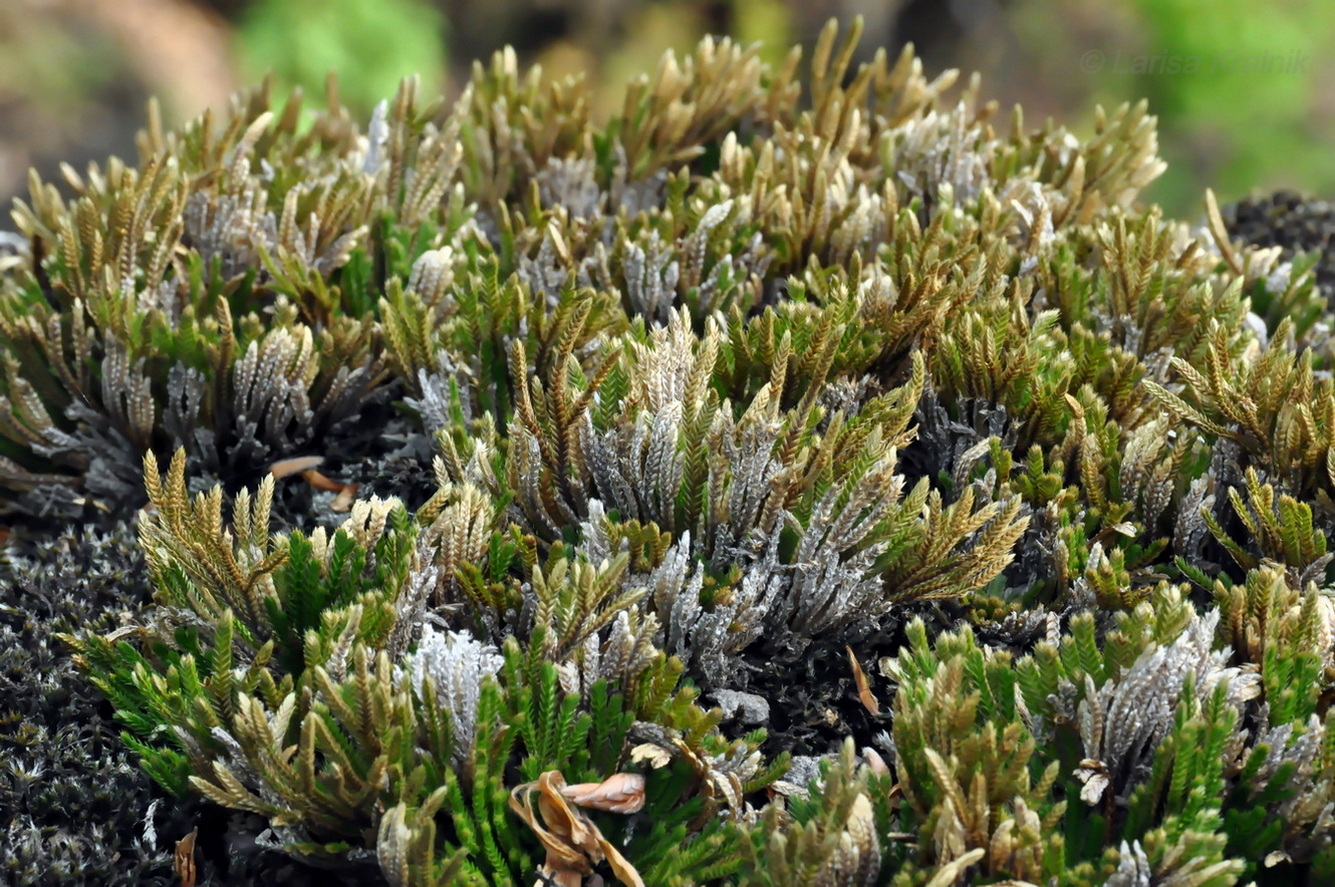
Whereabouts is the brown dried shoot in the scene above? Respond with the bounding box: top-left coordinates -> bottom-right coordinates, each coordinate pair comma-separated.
508,771 -> 646,887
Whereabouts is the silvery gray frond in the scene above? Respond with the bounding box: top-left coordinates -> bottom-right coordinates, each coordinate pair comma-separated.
417,480 -> 496,607
557,608 -> 662,699
1104,839 -> 1153,887
162,364 -> 216,461
360,100 -> 389,177
773,459 -> 900,635
407,351 -> 473,435
406,246 -> 457,307
1119,416 -> 1180,531
227,325 -> 318,463
1076,606 -> 1259,804
1007,181 -> 1058,274
908,385 -> 1014,499
14,342 -> 154,508
182,188 -> 277,281
616,228 -> 680,324
536,155 -> 602,221
815,374 -> 876,433
703,401 -> 787,570
397,625 -> 504,767
659,526 -> 784,684
516,226 -> 572,308
582,401 -> 685,528
1173,473 -> 1217,566
606,141 -> 668,216
889,102 -> 994,209
575,497 -> 617,567
640,530 -> 731,676
384,560 -> 438,662
577,313 -> 711,530
1242,710 -> 1335,833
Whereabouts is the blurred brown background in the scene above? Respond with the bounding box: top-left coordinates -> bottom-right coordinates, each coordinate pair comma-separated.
2,0 -> 1333,217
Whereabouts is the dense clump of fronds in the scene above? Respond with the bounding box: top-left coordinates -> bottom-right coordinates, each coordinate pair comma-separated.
7,14 -> 1333,887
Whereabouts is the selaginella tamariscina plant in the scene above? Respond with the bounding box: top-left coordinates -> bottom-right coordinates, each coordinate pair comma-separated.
26,11 -> 1335,886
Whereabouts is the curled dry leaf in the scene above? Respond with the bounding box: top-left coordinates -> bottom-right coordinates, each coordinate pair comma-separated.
509,770 -> 646,887
271,454 -> 360,509
847,646 -> 881,715
301,468 -> 346,491
330,483 -> 360,512
174,826 -> 198,887
560,772 -> 646,814
269,455 -> 325,479
862,746 -> 890,778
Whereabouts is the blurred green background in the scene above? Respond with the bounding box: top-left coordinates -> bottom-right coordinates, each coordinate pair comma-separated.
1,0 -> 1332,217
